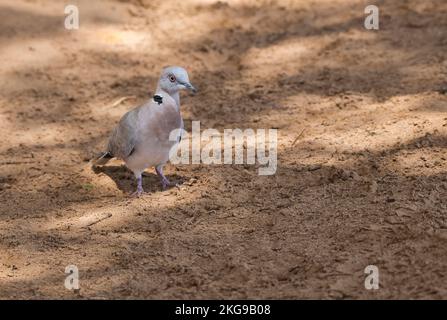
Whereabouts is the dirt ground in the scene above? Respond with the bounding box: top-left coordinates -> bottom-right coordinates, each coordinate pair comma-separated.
0,0 -> 446,299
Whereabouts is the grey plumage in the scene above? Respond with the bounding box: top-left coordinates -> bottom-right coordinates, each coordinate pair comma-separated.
93,66 -> 196,196
108,107 -> 139,160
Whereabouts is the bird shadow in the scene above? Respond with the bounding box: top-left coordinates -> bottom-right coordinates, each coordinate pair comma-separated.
92,165 -> 183,194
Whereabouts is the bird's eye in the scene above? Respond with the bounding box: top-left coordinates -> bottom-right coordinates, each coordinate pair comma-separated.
169,75 -> 176,82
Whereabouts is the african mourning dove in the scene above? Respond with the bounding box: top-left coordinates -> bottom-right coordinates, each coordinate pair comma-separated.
94,66 -> 196,196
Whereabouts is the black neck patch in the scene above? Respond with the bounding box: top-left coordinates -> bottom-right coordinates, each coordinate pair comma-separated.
153,94 -> 163,105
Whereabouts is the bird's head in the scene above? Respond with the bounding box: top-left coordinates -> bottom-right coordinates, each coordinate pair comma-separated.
158,66 -> 196,95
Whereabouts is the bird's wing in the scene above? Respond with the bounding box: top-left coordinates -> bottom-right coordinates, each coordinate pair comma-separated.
107,106 -> 141,159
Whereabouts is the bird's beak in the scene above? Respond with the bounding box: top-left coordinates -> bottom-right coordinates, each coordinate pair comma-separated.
183,82 -> 197,94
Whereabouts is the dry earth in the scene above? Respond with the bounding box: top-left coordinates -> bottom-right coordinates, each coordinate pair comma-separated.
0,0 -> 447,299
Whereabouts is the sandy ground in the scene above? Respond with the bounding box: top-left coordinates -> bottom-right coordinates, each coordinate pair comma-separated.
0,0 -> 447,299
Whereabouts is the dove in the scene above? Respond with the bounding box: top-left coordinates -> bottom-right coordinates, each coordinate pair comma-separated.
94,66 -> 196,196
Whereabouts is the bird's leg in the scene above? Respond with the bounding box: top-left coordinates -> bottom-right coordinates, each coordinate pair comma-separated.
131,173 -> 144,197
155,165 -> 176,190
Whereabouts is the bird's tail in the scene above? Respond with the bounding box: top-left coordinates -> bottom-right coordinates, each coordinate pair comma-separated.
91,151 -> 113,166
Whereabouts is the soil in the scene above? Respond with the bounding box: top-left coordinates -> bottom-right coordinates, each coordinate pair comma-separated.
0,0 -> 447,299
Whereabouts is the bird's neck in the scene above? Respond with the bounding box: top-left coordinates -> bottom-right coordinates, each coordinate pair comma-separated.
170,91 -> 180,108
156,87 -> 180,109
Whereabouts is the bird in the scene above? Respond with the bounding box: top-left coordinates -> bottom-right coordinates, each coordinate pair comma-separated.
93,66 -> 196,196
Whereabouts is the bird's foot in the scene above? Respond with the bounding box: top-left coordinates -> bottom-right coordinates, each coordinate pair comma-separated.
156,165 -> 180,190
130,185 -> 145,197
130,190 -> 144,197
161,178 -> 179,190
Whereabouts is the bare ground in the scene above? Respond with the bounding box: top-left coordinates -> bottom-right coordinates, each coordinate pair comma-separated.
0,0 -> 447,299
